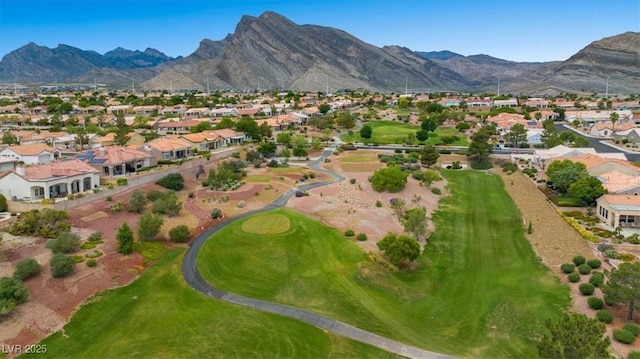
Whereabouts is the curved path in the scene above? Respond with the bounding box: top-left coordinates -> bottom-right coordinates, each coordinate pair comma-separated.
182,147 -> 453,359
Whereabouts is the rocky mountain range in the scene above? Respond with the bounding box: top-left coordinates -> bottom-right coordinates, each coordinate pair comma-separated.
0,11 -> 638,95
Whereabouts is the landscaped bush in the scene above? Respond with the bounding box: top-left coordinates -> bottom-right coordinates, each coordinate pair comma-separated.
613,329 -> 636,344
156,173 -> 185,191
587,259 -> 602,269
579,283 -> 595,295
596,310 -> 614,323
350,178 -> 356,184
470,161 -> 492,170
623,323 -> 640,337
237,200 -> 246,208
589,272 -> 605,287
357,233 -> 368,241
431,188 -> 441,195
572,255 -> 586,266
86,259 -> 97,267
588,297 -> 604,310
9,208 -> 71,239
169,225 -> 190,243
49,253 -> 75,277
13,259 -> 42,280
210,208 -> 222,219
578,264 -> 592,275
567,272 -> 580,282
146,190 -> 165,202
0,194 -> 7,212
116,178 -> 128,186
344,229 -> 355,237
604,249 -> 620,259
560,263 -> 575,274
375,200 -> 383,207
628,351 -> 640,359
45,232 -> 81,254
87,231 -> 104,243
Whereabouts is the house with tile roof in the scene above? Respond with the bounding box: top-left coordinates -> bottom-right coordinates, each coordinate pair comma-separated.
75,146 -> 155,177
179,132 -> 225,152
0,143 -> 59,164
0,159 -> 100,201
209,129 -> 249,145
139,137 -> 192,161
614,128 -> 640,144
589,122 -> 636,137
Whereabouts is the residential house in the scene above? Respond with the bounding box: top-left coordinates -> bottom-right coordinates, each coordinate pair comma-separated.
493,99 -> 519,108
210,129 -> 248,146
0,143 -> 58,164
466,98 -> 492,108
526,129 -> 544,145
210,107 -> 238,118
179,132 -> 225,152
107,105 -> 131,114
523,98 -> 549,108
157,119 -> 205,134
0,157 -> 17,171
566,110 -> 633,127
614,128 -> 640,143
185,107 -> 210,119
0,160 -> 100,200
438,98 -> 461,107
236,107 -> 261,117
589,122 -> 636,137
141,137 -> 192,161
76,146 -> 155,177
596,195 -> 640,229
528,110 -> 559,121
133,105 -> 160,116
19,131 -> 68,146
160,105 -> 187,117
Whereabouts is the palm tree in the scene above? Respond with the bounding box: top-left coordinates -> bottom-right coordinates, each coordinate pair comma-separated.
610,111 -> 620,133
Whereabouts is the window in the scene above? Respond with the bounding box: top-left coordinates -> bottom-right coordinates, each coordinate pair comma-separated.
103,167 -> 109,175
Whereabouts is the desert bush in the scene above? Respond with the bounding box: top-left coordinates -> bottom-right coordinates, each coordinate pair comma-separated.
116,178 -> 128,186
0,276 -> 29,318
589,272 -> 605,287
210,208 -> 222,219
295,191 -> 304,197
86,259 -> 97,267
13,259 -> 42,280
579,283 -> 595,295
596,310 -> 614,323
629,351 -> 640,359
49,253 -> 74,277
613,329 -> 636,344
619,252 -> 637,262
156,173 -> 185,191
350,178 -> 356,184
604,249 -> 620,259
573,255 -> 586,266
344,229 -> 355,237
237,200 -> 246,208
560,263 -> 575,274
0,194 -> 7,212
623,323 -> 640,337
431,188 -> 441,195
578,264 -> 592,275
46,232 -> 81,254
588,297 -> 604,310
146,190 -> 165,202
375,200 -> 383,207
357,233 -> 368,241
587,259 -> 602,269
87,231 -> 104,243
567,272 -> 580,283
169,225 -> 190,243
9,208 -> 70,239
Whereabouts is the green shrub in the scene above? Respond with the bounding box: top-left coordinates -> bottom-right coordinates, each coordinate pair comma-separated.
431,188 -> 441,195
344,229 -> 355,237
146,190 -> 165,202
375,200 -> 383,207
106,195 -> 112,201
578,264 -> 591,275
560,263 -> 575,274
13,259 -> 42,280
579,283 -> 595,295
86,259 -> 97,267
87,231 -> 104,243
623,323 -> 640,337
116,178 -> 128,186
567,273 -> 581,282
572,255 -> 586,266
50,253 -> 75,277
0,194 -> 7,212
587,258 -> 602,269
80,242 -> 96,249
211,208 -> 222,219
613,329 -> 636,344
350,178 -> 356,184
470,161 -> 492,170
587,297 -> 604,310
628,351 -> 640,359
596,310 -> 614,323
356,233 -> 368,241
169,225 -> 190,243
45,232 -> 81,254
589,272 -> 605,287
71,255 -> 84,263
156,173 -> 185,191
0,276 -> 29,304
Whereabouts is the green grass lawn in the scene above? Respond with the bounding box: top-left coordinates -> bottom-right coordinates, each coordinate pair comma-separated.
339,156 -> 377,163
24,249 -> 398,358
245,175 -> 272,182
197,171 -> 570,358
340,121 -> 467,145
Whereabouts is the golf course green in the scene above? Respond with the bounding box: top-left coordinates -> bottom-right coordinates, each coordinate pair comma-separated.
24,249 -> 397,358
197,171 -> 570,358
340,121 -> 468,146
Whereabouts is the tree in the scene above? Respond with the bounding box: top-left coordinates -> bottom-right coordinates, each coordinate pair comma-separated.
534,112 -> 542,122
572,136 -> 590,148
156,173 -> 184,191
403,206 -> 427,241
258,122 -> 273,142
1,131 -> 18,145
610,111 -> 619,133
537,312 -> 612,359
602,262 -> 640,321
257,141 -> 277,157
421,119 -> 437,132
541,119 -> 562,149
235,117 -> 259,140
420,146 -> 440,168
455,121 -> 471,132
547,160 -> 588,193
377,233 -> 421,267
137,212 -> 164,241
336,111 -> 356,129
467,127 -> 493,161
116,223 -> 134,254
129,189 -> 148,213
370,166 -> 409,193
190,121 -> 212,133
169,225 -> 190,243
0,194 -> 7,212
49,253 -> 75,277
276,132 -> 292,146
568,176 -> 606,205
415,129 -> 429,142
113,112 -> 130,146
506,123 -> 527,148
390,198 -> 406,222
13,259 -> 42,281
0,276 -> 29,305
45,232 -> 81,254
360,124 -> 372,140
152,191 -> 182,217
318,103 -> 331,114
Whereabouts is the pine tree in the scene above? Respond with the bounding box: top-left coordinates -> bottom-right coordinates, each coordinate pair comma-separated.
116,223 -> 134,254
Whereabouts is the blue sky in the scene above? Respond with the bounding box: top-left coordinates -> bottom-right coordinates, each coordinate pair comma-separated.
0,0 -> 638,62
